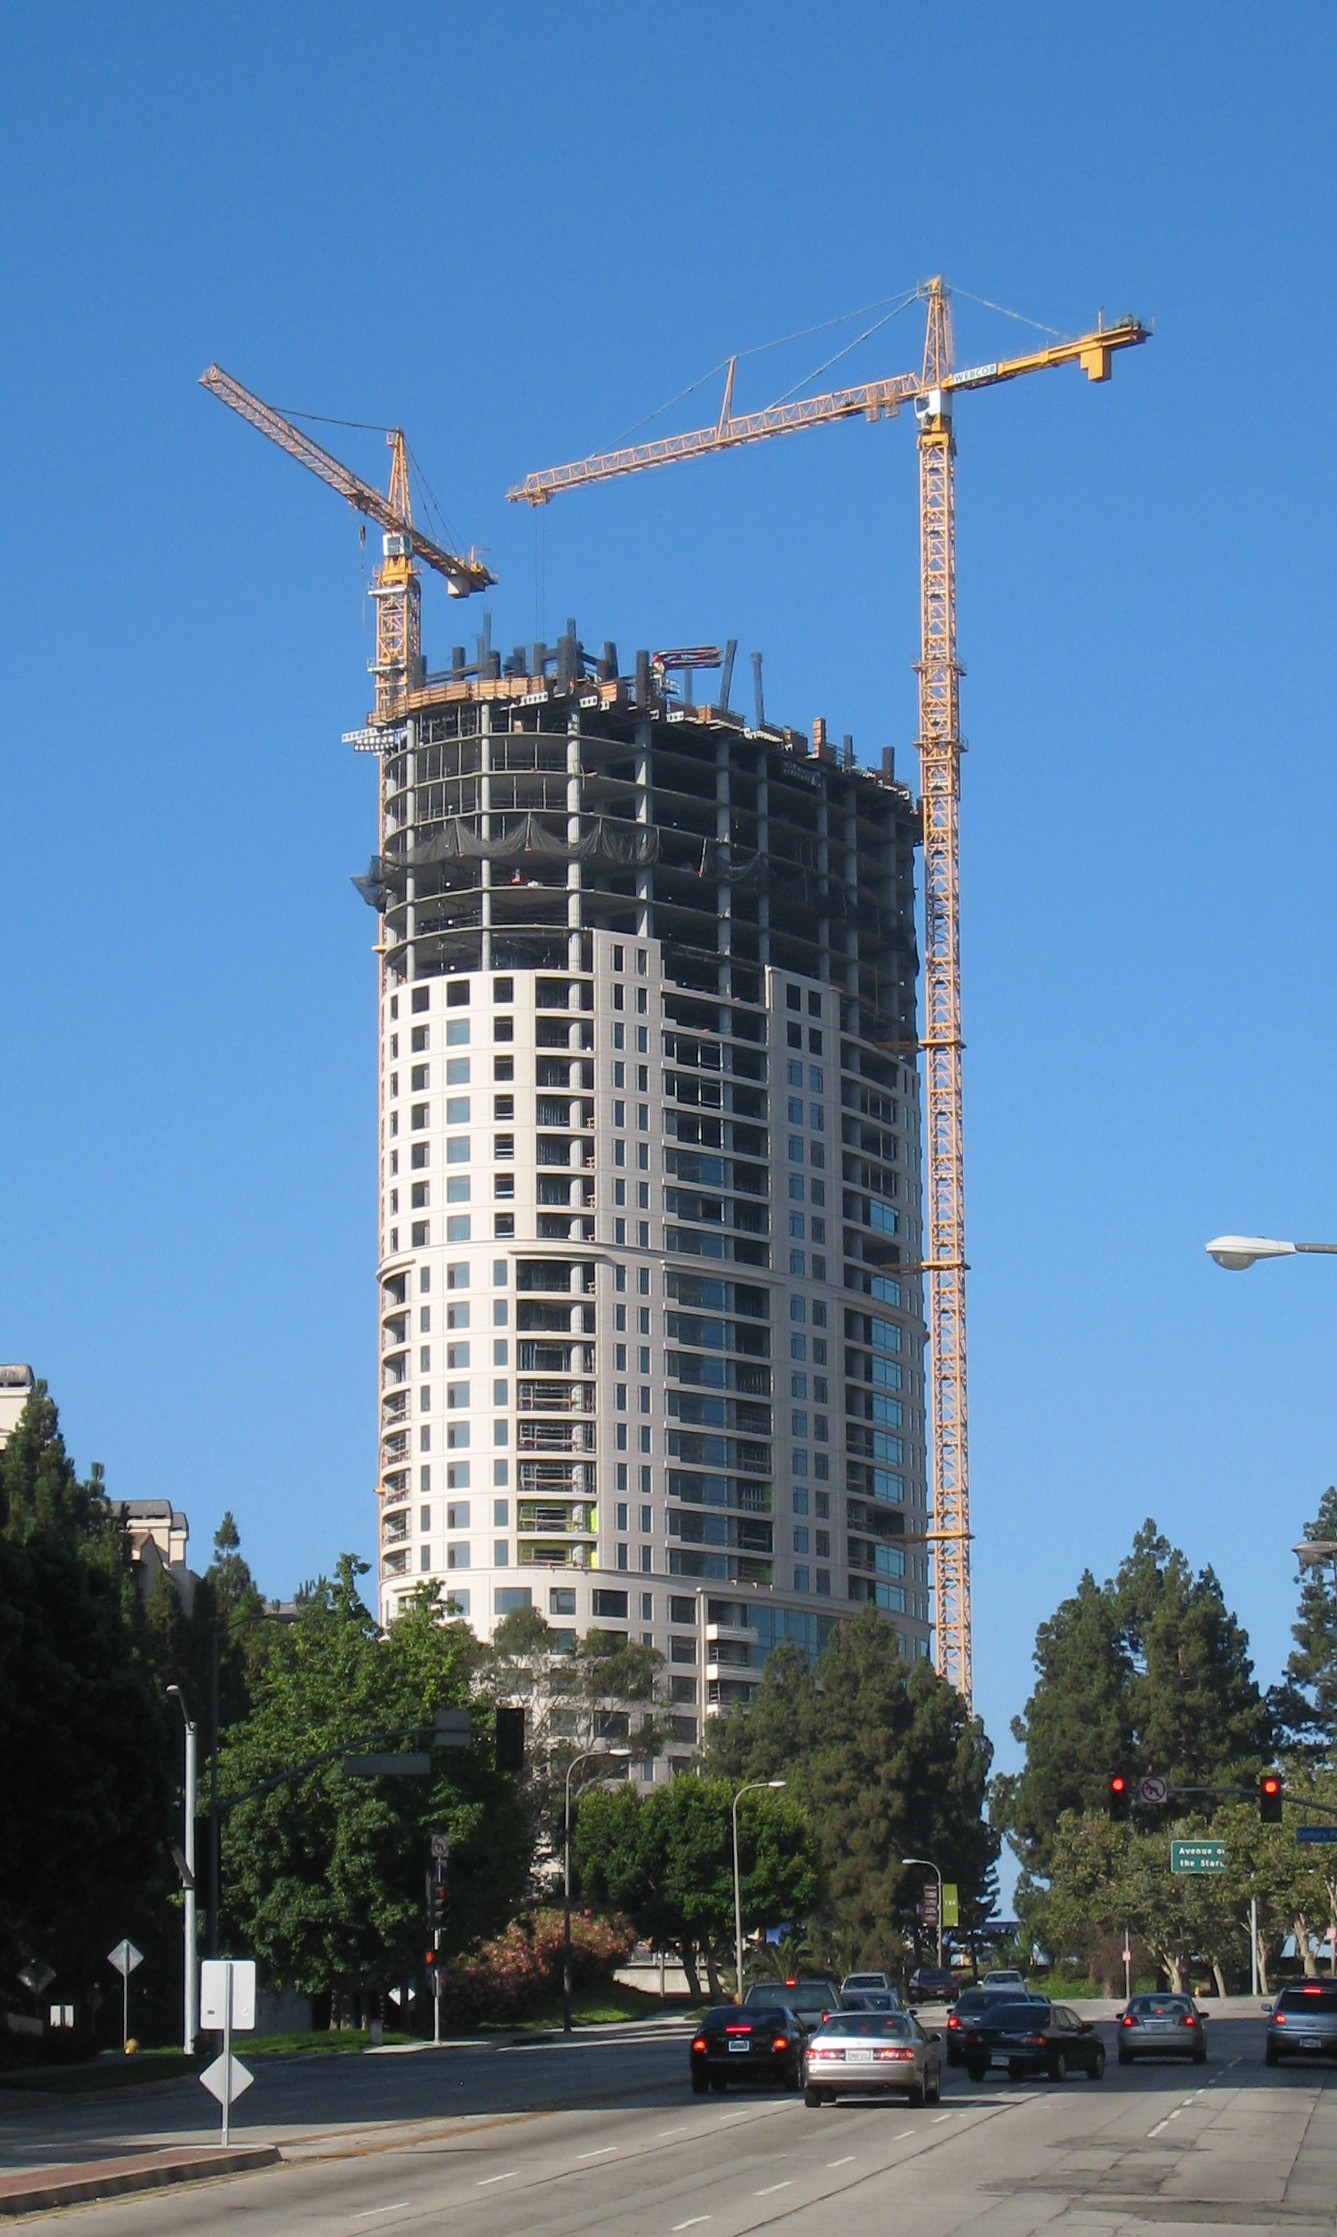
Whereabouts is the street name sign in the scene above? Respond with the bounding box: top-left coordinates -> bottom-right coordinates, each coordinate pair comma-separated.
1170,1840 -> 1225,1875
1296,1825 -> 1337,1845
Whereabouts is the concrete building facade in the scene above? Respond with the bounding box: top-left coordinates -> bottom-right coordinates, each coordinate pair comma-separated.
366,635 -> 931,1766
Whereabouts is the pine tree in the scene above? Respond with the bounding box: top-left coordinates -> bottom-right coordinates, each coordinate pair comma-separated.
1269,1488 -> 1337,1762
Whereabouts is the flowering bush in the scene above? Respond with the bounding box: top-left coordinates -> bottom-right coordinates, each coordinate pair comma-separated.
442,1908 -> 636,2026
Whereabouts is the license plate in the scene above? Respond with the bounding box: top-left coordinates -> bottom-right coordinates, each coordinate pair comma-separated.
844,2047 -> 875,2064
728,2039 -> 750,2053
1299,2036 -> 1322,2050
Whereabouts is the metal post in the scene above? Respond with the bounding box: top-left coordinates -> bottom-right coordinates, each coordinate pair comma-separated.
221,1962 -> 233,2147
167,1685 -> 199,2055
1123,1924 -> 1131,2004
902,1856 -> 944,1969
563,1764 -> 576,2036
183,1717 -> 198,2054
733,1781 -> 786,2000
209,1622 -> 221,1958
122,1965 -> 129,2053
1250,1894 -> 1260,1997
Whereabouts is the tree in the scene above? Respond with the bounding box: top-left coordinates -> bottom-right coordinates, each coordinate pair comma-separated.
999,1521 -> 1271,1881
574,1775 -> 822,2001
702,1607 -> 998,1972
0,1386 -> 175,2024
1269,1489 -> 1337,1762
999,1573 -> 1133,1877
218,1561 -> 528,2021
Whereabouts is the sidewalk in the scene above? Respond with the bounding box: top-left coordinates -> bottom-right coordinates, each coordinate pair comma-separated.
0,2145 -> 279,2219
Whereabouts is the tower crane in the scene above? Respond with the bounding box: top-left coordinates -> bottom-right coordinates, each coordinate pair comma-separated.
200,365 -> 495,721
508,279 -> 1148,1709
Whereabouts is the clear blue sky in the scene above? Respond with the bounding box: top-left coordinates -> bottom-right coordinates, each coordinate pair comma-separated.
3,3 -> 1334,1798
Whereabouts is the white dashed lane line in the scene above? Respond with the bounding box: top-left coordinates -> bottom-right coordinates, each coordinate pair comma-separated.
754,2181 -> 792,2195
578,2147 -> 618,2160
672,2219 -> 712,2231
827,2154 -> 856,2167
477,2170 -> 518,2186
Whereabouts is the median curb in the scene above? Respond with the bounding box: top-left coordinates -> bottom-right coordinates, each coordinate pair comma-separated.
0,2145 -> 280,2218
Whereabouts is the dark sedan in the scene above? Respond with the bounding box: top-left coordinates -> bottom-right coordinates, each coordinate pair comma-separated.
945,1985 -> 1030,2065
907,1965 -> 956,2005
1265,1982 -> 1337,2065
690,2003 -> 805,2093
960,1996 -> 1106,2083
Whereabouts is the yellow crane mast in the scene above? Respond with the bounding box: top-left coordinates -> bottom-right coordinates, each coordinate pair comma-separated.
509,282 -> 1148,1707
200,365 -> 494,719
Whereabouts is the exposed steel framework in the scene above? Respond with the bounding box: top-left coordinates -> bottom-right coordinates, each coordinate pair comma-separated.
509,282 -> 1148,1707
199,365 -> 494,719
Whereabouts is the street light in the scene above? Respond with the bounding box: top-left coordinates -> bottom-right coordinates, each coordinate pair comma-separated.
1205,1235 -> 1337,1271
563,1747 -> 632,2034
165,1686 -> 198,2055
732,1780 -> 786,2001
902,1855 -> 944,1969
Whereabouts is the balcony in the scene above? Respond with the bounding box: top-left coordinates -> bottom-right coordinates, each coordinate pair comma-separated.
381,1393 -> 408,1426
517,1381 -> 595,1414
517,1422 -> 596,1453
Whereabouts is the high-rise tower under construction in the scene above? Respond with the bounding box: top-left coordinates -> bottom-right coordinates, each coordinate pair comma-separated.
365,629 -> 929,1771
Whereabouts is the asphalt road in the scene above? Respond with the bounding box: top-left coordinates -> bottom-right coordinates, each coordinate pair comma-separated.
5,2011 -> 1334,2234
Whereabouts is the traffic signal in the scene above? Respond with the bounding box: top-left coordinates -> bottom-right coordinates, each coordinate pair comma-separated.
1107,1774 -> 1131,1823
1259,1773 -> 1283,1824
428,1880 -> 448,1930
495,1705 -> 526,1772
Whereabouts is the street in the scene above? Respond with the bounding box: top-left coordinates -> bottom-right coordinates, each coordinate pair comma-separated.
1,2010 -> 1333,2234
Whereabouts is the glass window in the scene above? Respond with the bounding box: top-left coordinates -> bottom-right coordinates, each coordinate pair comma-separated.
446,1020 -> 470,1046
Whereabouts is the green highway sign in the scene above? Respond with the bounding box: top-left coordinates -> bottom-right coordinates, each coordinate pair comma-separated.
1170,1840 -> 1225,1875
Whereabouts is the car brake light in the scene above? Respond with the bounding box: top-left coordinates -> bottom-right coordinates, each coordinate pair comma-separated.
771,2037 -> 789,2053
808,2046 -> 842,2061
1301,1985 -> 1322,1994
691,2037 -> 706,2053
785,1978 -> 797,1987
1275,2013 -> 1286,2026
1120,2014 -> 1135,2028
1180,2015 -> 1197,2028
725,2024 -> 750,2035
1024,2034 -> 1045,2046
873,2046 -> 913,2061
947,2013 -> 959,2029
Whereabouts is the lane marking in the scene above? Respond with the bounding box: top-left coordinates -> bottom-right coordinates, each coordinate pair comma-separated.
578,2147 -> 618,2159
754,2181 -> 792,2195
659,2124 -> 690,2136
827,2154 -> 856,2166
672,2220 -> 712,2231
716,2109 -> 750,2122
352,2212 -> 410,2221
894,2128 -> 915,2140
933,2111 -> 952,2122
477,2170 -> 518,2185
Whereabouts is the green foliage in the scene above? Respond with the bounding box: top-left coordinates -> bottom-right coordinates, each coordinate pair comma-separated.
702,1607 -> 998,1971
0,1387 -> 175,2009
1002,1520 -> 1271,1877
574,1775 -> 822,1999
217,1560 -> 529,2001
1269,1488 -> 1337,1762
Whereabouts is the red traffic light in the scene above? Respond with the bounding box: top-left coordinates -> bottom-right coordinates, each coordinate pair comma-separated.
1107,1775 -> 1131,1821
1259,1774 -> 1283,1823
1109,1776 -> 1127,1795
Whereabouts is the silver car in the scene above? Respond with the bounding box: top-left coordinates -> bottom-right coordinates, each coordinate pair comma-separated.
1117,1992 -> 1207,2064
1265,1982 -> 1337,2065
804,2008 -> 942,2107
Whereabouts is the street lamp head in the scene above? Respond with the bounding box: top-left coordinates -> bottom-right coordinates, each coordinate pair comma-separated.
1295,1540 -> 1337,1566
1205,1235 -> 1298,1271
765,1779 -> 786,1789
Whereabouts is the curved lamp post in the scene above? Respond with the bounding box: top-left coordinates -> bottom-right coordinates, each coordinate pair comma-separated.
732,1780 -> 785,2000
165,1686 -> 198,2054
901,1854 -> 944,1969
563,1747 -> 631,2034
1206,1235 -> 1337,1271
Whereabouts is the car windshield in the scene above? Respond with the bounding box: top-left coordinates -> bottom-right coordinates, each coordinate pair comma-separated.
749,1980 -> 831,2005
1129,1995 -> 1191,2016
819,2012 -> 915,2039
986,1999 -> 1050,2022
844,1975 -> 885,1988
1278,1985 -> 1337,2012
